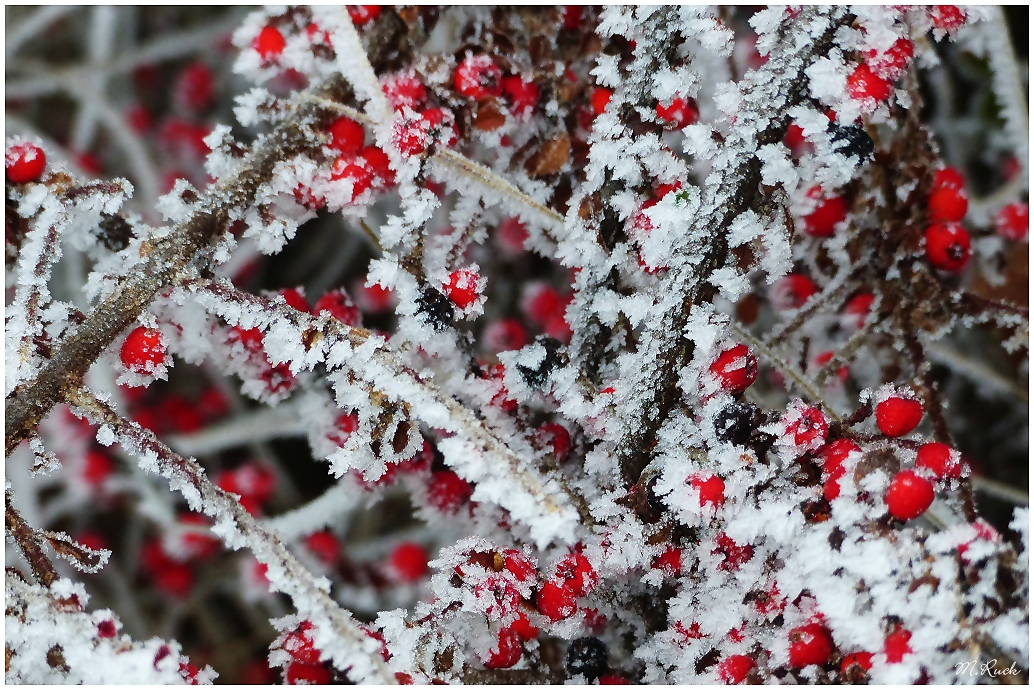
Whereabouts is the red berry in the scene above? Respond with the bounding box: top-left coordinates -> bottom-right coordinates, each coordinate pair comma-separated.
522,283 -> 566,327
713,533 -> 753,571
556,553 -> 598,596
924,222 -> 971,273
314,289 -> 362,327
121,326 -> 166,375
502,549 -> 537,582
717,655 -> 756,684
865,38 -> 914,81
933,166 -> 965,190
483,318 -> 528,353
484,627 -> 522,669
501,75 -> 540,116
443,269 -> 482,310
328,117 -> 365,156
886,469 -> 934,520
590,87 -> 612,116
347,5 -> 381,26
655,96 -> 699,129
176,513 -> 220,561
283,623 -> 321,665
995,203 -> 1028,241
285,661 -> 330,685
875,396 -> 924,437
304,530 -> 339,566
253,26 -> 286,60
783,404 -> 828,448
840,651 -> 873,675
562,6 -> 584,31
427,470 -> 473,512
788,623 -> 833,668
5,142 -> 47,184
784,123 -> 807,152
929,5 -> 966,31
771,274 -> 817,311
330,157 -> 374,203
390,542 -> 429,582
842,292 -> 874,328
496,217 -> 529,255
928,185 -> 968,222
360,146 -> 394,187
83,451 -> 114,486
536,580 -> 577,621
510,613 -> 540,641
216,462 -> 276,511
454,54 -> 503,100
538,422 -> 572,463
820,439 -> 860,500
847,63 -> 893,103
690,474 -> 726,508
382,71 -> 427,111
652,546 -> 682,576
97,619 -> 118,638
174,62 -> 214,113
916,442 -> 962,480
709,344 -> 758,394
393,108 -> 457,156
803,195 -> 848,237
884,626 -> 912,663
279,288 -> 309,313
228,324 -> 265,354
329,412 -> 359,446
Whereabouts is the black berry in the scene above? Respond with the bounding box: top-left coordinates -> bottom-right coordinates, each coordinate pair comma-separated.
517,336 -> 564,388
827,123 -> 874,161
415,286 -> 454,332
714,403 -> 759,447
566,636 -> 608,680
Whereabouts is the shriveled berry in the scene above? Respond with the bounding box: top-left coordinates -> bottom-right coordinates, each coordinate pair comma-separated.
454,54 -> 503,100
97,619 -> 118,638
427,470 -> 473,512
253,26 -> 286,60
415,286 -> 455,332
443,269 -> 482,310
928,185 -> 968,222
121,326 -> 166,375
829,123 -> 875,160
314,289 -> 362,327
875,396 -> 924,437
327,117 -> 365,156
485,627 -> 522,669
924,222 -> 971,273
690,474 -> 725,509
537,580 -> 577,621
717,655 -> 756,684
655,96 -> 698,129
6,142 -> 47,183
995,202 -> 1028,241
916,442 -> 962,480
714,402 -> 759,446
788,623 -> 833,668
566,637 -> 608,681
848,63 -> 893,103
886,469 -> 934,520
804,194 -> 848,237
709,344 -> 758,394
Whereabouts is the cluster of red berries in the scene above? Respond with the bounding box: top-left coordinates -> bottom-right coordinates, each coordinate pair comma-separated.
280,621 -> 332,685
924,167 -> 971,273
140,514 -> 222,599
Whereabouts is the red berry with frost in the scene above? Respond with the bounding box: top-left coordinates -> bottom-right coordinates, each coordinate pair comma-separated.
314,289 -> 362,327
6,142 -> 47,183
771,274 -> 817,310
928,185 -> 968,222
865,38 -> 914,80
443,269 -> 481,310
886,469 -> 935,520
427,470 -> 473,512
843,292 -> 874,328
510,613 -> 540,641
121,326 -> 166,375
538,422 -> 571,463
347,5 -> 381,26
97,619 -> 118,639
784,403 -> 828,448
840,652 -> 873,675
503,549 -> 537,582
304,530 -> 339,565
382,71 -> 427,111
924,222 -> 971,273
713,533 -> 753,571
995,203 -> 1028,241
537,580 -> 577,621
390,542 -> 429,582
803,195 -> 848,237
848,63 -> 893,103
590,87 -> 612,116
933,166 -> 965,190
483,318 -> 528,353
327,117 -> 365,156
285,661 -> 330,685
655,96 -> 698,129
360,146 -> 394,187
717,655 -> 755,684
283,623 -> 321,664
929,5 -> 966,31
652,546 -> 682,576
279,288 -> 309,313
875,395 -> 924,437
556,553 -> 598,596
916,442 -> 962,480
820,439 -> 860,500
454,54 -> 503,100
484,627 -> 523,669
475,575 -> 522,619
329,412 -> 359,446
788,623 -> 833,668
690,474 -> 725,508
253,26 -> 286,60
884,626 -> 912,663
501,75 -> 540,116
331,157 -> 373,202
709,344 -> 758,394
